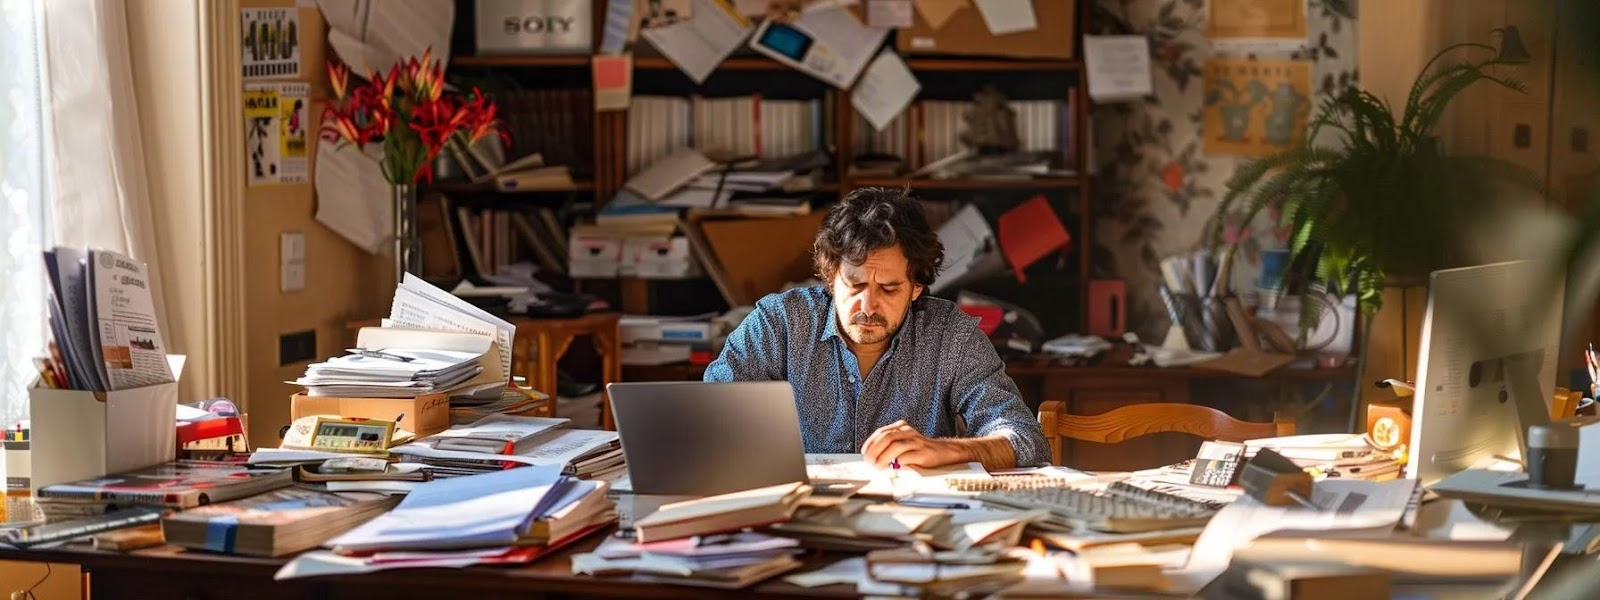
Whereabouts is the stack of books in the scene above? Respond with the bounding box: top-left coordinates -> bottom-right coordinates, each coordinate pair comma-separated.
570,483 -> 813,588
34,460 -> 293,522
277,465 -> 614,575
162,486 -> 400,556
390,414 -> 624,480
575,532 -> 804,589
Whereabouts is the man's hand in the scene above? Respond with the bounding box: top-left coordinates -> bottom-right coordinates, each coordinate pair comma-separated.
860,420 -> 970,469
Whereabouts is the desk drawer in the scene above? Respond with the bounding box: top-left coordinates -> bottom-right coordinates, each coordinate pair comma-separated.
84,569 -> 315,600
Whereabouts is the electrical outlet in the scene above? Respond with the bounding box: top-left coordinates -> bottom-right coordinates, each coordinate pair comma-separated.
279,329 -> 316,366
280,231 -> 306,292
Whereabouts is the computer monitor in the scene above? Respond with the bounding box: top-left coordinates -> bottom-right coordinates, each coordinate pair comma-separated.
607,381 -> 810,496
1408,260 -> 1563,485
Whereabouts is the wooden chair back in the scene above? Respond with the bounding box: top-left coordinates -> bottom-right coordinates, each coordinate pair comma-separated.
1037,401 -> 1294,466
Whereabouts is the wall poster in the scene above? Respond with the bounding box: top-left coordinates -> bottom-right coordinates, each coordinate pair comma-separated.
244,82 -> 309,186
1201,58 -> 1311,157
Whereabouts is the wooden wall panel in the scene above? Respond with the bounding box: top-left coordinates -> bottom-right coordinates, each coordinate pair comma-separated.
238,0 -> 390,446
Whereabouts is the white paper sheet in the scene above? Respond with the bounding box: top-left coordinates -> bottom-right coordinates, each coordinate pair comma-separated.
867,0 -> 914,27
390,274 -> 515,386
313,138 -> 390,253
316,0 -> 453,78
852,49 -> 920,132
89,250 -> 175,390
1083,35 -> 1154,103
641,0 -> 752,84
1172,478 -> 1418,594
973,0 -> 1037,35
748,6 -> 889,89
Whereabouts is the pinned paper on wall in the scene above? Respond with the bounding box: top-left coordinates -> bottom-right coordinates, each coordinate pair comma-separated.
1202,58 -> 1312,157
913,0 -> 967,30
867,0 -> 914,28
594,54 -> 634,111
643,0 -> 695,28
599,0 -> 639,54
973,0 -> 1036,35
243,82 -> 309,186
641,0 -> 752,84
852,49 -> 921,131
1083,35 -> 1154,103
1207,0 -> 1308,41
240,8 -> 302,79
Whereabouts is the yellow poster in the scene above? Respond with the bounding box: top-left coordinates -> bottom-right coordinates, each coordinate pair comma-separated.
1207,0 -> 1307,39
1202,59 -> 1312,157
243,82 -> 308,186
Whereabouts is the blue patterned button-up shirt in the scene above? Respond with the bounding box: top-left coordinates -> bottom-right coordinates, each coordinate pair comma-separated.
704,286 -> 1050,467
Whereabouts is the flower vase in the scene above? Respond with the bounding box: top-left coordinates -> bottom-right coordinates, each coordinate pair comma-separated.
393,183 -> 420,284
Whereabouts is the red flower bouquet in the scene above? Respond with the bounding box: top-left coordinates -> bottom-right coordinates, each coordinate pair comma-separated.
320,48 -> 505,184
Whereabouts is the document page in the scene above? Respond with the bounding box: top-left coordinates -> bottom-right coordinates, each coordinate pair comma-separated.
641,0 -> 752,84
390,274 -> 514,385
88,250 -> 174,390
852,49 -> 920,132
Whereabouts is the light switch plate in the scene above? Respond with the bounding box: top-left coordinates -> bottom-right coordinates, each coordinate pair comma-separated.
280,231 -> 306,292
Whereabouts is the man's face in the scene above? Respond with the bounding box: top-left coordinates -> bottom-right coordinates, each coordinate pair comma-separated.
830,245 -> 923,347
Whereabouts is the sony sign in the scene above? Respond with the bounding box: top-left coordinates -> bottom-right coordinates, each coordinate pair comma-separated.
476,0 -> 592,54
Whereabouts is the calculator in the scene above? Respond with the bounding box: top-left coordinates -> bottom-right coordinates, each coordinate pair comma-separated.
281,415 -> 396,454
1189,440 -> 1246,488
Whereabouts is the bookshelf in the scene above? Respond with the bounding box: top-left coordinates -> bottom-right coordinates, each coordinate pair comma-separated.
441,0 -> 1094,336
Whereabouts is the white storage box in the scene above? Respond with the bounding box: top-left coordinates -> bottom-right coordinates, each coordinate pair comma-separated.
29,382 -> 178,491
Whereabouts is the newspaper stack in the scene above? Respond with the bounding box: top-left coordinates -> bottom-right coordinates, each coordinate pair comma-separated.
37,247 -> 176,391
293,347 -> 485,398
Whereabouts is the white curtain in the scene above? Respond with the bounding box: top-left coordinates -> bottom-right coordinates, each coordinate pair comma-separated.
37,0 -> 173,341
0,0 -> 51,420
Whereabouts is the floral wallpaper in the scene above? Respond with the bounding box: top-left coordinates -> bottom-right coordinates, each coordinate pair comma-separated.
1090,0 -> 1359,340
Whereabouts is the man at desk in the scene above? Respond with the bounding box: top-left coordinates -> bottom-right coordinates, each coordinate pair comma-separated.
706,188 -> 1050,470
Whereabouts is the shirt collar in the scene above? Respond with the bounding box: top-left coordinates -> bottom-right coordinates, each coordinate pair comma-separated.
819,293 -> 843,343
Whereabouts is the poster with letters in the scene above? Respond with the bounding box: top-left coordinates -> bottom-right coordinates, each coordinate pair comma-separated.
244,82 -> 309,186
1202,58 -> 1311,157
241,7 -> 302,79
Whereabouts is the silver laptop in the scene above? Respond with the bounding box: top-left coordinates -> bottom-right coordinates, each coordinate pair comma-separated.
607,381 -> 810,496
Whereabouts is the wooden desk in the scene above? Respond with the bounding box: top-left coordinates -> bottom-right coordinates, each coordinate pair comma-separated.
0,526 -> 853,600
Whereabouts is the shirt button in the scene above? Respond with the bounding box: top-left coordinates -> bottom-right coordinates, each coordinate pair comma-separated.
849,376 -> 857,383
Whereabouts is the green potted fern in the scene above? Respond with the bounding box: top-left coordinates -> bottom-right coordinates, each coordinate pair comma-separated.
1212,29 -> 1542,426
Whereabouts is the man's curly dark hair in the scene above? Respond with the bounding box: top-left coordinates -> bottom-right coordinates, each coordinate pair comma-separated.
813,187 -> 944,289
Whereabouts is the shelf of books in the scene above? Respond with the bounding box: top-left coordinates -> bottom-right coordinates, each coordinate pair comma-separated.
435,0 -> 1093,333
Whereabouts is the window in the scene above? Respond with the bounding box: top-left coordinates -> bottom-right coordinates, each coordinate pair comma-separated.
0,0 -> 52,422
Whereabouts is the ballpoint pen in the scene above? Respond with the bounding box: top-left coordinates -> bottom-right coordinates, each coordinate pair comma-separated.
350,348 -> 414,362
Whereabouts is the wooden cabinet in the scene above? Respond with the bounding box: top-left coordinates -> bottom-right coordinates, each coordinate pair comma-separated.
0,559 -> 82,600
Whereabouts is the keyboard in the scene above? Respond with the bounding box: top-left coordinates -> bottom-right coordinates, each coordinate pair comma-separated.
977,481 -> 1221,533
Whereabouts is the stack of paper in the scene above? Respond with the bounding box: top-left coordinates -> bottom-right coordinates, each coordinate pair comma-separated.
1245,434 -> 1403,481
292,346 -> 484,398
386,274 -> 516,400
391,428 -> 624,480
276,465 -> 615,578
428,414 -> 570,454
37,247 -> 175,391
573,531 -> 803,589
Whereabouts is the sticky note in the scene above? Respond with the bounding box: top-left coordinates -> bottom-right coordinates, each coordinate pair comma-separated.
974,0 -> 1037,35
593,54 -> 633,111
868,0 -> 915,28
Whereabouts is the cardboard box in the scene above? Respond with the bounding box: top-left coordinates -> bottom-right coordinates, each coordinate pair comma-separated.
29,383 -> 178,491
569,234 -> 624,278
474,0 -> 593,55
697,211 -> 829,305
896,0 -> 1076,60
290,392 -> 451,438
628,236 -> 701,279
